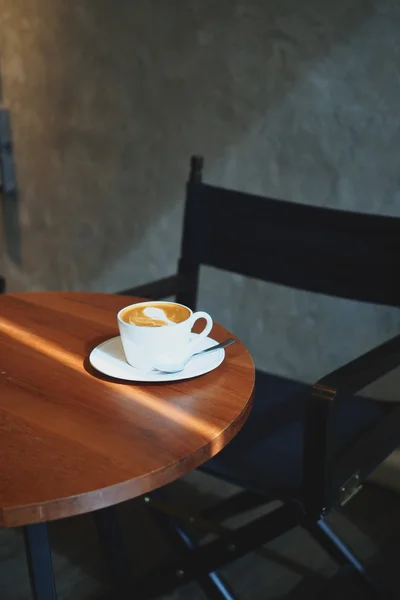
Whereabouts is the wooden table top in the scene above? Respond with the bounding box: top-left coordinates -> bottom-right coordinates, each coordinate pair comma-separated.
0,292 -> 254,528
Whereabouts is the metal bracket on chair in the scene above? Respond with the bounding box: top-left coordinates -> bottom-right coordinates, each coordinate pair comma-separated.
340,471 -> 362,506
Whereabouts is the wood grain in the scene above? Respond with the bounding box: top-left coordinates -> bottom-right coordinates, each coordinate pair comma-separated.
0,292 -> 254,527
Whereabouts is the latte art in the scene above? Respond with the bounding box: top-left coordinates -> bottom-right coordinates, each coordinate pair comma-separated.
121,302 -> 191,327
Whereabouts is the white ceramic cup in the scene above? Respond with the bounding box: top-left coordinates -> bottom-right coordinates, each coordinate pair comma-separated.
117,301 -> 213,370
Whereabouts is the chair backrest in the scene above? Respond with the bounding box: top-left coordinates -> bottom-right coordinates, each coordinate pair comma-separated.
177,156 -> 400,516
177,156 -> 400,310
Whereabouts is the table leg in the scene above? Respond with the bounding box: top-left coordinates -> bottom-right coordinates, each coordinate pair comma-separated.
94,505 -> 133,597
23,523 -> 57,600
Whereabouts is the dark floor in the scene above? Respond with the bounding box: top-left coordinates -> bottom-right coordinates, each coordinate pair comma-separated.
0,472 -> 399,599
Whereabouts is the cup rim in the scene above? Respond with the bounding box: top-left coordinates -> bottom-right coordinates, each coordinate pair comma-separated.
117,300 -> 193,327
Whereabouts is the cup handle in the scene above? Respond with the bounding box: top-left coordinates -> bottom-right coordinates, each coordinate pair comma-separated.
188,311 -> 213,351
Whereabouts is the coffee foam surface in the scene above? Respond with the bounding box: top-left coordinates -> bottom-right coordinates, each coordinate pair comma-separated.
122,303 -> 190,327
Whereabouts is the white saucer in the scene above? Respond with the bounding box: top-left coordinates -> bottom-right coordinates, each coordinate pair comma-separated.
89,334 -> 225,382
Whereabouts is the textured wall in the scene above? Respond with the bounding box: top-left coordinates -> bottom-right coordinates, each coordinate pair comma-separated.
0,0 -> 399,380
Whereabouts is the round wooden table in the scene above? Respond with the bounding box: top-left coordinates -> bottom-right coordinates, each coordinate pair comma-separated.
0,292 -> 254,599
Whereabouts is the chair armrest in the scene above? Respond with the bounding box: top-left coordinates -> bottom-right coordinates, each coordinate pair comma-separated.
117,274 -> 184,301
303,333 -> 400,517
314,333 -> 400,398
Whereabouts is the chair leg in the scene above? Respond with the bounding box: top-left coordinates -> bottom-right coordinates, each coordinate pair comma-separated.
148,494 -> 318,580
93,505 -> 133,598
173,519 -> 239,600
309,520 -> 366,570
307,519 -> 390,597
23,523 -> 57,600
148,503 -> 238,600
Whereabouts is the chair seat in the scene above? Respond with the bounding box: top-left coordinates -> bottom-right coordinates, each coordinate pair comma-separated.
200,370 -> 390,498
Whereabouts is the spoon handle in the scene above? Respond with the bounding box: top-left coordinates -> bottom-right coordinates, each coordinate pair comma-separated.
194,337 -> 236,356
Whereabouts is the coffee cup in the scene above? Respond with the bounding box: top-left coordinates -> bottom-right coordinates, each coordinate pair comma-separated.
117,301 -> 213,370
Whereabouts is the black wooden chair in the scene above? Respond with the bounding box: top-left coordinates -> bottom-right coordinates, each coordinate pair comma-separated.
0,276 -> 5,293
118,156 -> 400,599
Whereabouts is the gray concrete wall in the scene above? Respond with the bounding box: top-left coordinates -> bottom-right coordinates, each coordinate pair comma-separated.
0,0 -> 399,380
